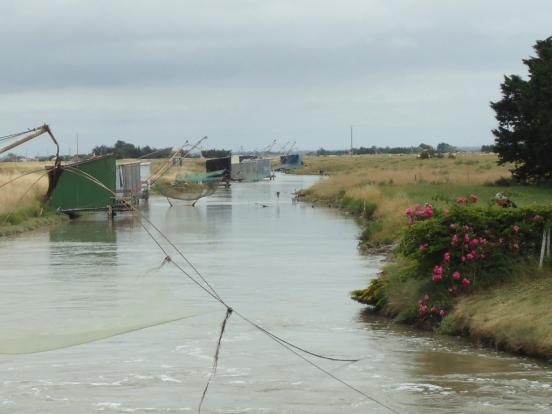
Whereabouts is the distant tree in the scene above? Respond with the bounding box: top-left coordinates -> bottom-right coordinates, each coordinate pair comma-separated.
91,140 -> 172,159
491,36 -> 552,182
436,142 -> 457,153
480,145 -> 495,153
418,143 -> 436,159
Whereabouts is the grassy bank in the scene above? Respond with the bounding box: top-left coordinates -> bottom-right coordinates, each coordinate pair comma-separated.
0,162 -> 67,237
297,154 -> 552,360
0,207 -> 68,237
352,258 -> 552,359
297,154 -> 552,248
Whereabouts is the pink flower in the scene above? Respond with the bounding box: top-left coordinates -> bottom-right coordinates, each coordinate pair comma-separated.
423,203 -> 434,218
405,207 -> 413,216
423,293 -> 430,301
450,223 -> 456,230
463,225 -> 470,231
443,252 -> 451,262
512,225 -> 520,233
430,306 -> 437,313
443,208 -> 449,216
513,243 -> 519,249
452,271 -> 461,280
452,285 -> 458,292
533,214 -> 543,221
464,243 -> 469,250
419,304 -> 429,314
464,233 -> 470,242
456,197 -> 466,205
468,194 -> 478,203
479,237 -> 487,245
469,238 -> 479,247
433,265 -> 444,275
419,243 -> 429,251
466,252 -> 475,261
451,234 -> 459,245
432,273 -> 443,282
462,278 -> 471,286
461,256 -> 466,262
439,309 -> 447,318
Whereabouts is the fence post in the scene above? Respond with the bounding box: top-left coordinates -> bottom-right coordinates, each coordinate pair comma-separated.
539,227 -> 547,269
547,225 -> 551,258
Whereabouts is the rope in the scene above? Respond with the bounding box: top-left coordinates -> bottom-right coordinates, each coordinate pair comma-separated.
0,167 -> 49,191
0,127 -> 41,142
0,311 -> 213,355
198,307 -> 233,414
234,310 -> 359,363
59,166 -> 401,414
63,167 -> 226,304
259,326 -> 402,414
1,171 -> 48,226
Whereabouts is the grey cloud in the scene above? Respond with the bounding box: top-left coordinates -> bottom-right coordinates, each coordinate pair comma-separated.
1,0 -> 551,152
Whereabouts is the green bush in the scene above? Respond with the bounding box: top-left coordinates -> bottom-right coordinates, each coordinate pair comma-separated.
399,202 -> 552,320
340,196 -> 376,220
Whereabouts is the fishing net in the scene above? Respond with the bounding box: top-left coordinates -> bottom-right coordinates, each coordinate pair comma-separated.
153,180 -> 218,201
0,217 -> 207,354
151,159 -> 222,202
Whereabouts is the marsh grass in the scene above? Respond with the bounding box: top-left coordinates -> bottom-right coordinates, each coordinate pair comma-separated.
450,263 -> 552,357
298,154 -> 552,246
0,162 -> 49,217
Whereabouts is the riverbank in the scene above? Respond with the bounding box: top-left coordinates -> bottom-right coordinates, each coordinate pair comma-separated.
0,162 -> 68,237
296,154 -> 552,360
0,207 -> 68,238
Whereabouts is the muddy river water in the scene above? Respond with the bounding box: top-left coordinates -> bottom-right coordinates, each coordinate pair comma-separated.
0,174 -> 551,413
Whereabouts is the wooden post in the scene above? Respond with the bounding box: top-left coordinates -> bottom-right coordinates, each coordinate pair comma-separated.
539,227 -> 548,269
547,226 -> 551,258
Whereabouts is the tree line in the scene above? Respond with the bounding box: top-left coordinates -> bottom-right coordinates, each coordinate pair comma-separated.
314,142 -> 458,156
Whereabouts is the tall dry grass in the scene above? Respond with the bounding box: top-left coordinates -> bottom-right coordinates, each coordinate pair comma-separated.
299,153 -> 552,246
298,153 -> 511,185
0,162 -> 49,216
451,265 -> 552,357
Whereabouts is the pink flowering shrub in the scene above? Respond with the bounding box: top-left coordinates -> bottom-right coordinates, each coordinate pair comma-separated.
400,200 -> 552,322
405,203 -> 434,225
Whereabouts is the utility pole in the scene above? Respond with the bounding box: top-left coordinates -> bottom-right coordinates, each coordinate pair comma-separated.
76,133 -> 79,161
350,125 -> 353,157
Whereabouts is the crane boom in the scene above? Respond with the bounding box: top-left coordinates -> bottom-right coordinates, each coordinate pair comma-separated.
0,124 -> 60,164
149,136 -> 207,185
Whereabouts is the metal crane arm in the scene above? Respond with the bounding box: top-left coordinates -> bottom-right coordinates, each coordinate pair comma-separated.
0,124 -> 60,164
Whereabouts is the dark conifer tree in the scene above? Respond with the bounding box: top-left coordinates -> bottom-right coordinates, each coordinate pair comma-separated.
491,36 -> 552,182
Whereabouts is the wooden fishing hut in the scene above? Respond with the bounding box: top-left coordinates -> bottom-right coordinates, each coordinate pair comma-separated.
47,155 -> 145,217
205,156 -> 231,187
230,156 -> 273,181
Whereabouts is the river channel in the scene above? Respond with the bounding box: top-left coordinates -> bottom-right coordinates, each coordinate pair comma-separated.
0,174 -> 551,413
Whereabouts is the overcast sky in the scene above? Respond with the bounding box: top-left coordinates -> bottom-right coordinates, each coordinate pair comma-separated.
1,0 -> 552,155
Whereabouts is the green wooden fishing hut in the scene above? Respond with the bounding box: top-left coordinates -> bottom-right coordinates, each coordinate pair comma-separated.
47,155 -> 116,215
